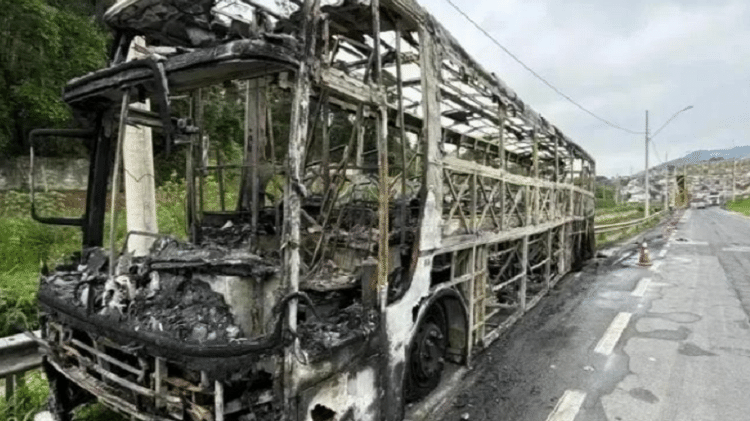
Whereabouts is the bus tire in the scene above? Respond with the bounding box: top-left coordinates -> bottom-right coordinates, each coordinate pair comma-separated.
404,302 -> 448,403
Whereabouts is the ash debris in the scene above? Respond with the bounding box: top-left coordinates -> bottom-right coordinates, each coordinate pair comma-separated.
297,302 -> 378,357
39,237 -> 284,345
201,221 -> 257,248
200,213 -> 280,248
129,271 -> 241,344
40,233 -> 381,352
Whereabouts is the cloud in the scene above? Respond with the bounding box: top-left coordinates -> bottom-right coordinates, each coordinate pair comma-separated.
420,0 -> 750,176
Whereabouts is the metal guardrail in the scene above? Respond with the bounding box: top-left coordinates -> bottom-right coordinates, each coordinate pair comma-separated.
0,330 -> 43,401
594,209 -> 639,224
594,210 -> 665,235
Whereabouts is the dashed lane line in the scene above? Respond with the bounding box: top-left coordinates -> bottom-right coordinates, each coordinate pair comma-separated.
658,248 -> 668,258
650,261 -> 662,272
545,390 -> 587,421
722,246 -> 750,253
594,312 -> 632,355
632,277 -> 651,297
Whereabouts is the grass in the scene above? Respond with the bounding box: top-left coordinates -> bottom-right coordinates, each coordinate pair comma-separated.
0,371 -> 49,421
0,371 -> 126,421
0,189 -> 129,420
595,203 -> 663,226
726,197 -> 750,216
0,191 -> 83,337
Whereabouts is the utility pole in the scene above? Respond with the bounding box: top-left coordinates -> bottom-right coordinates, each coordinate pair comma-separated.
683,163 -> 687,206
732,159 -> 737,202
645,110 -> 650,217
123,36 -> 158,256
615,175 -> 620,205
663,152 -> 672,210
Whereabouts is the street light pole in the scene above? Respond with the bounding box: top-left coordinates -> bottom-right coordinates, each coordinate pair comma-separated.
645,110 -> 650,217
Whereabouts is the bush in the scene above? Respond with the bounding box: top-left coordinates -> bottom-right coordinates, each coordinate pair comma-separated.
0,371 -> 49,421
0,370 -> 125,421
156,172 -> 188,239
0,214 -> 81,336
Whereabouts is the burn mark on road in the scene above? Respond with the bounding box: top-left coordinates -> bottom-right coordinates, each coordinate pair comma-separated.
634,326 -> 691,341
645,311 -> 702,324
678,342 -> 716,357
628,387 -> 659,404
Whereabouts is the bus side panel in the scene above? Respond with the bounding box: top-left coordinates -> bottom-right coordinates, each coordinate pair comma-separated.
382,253 -> 435,420
298,362 -> 379,421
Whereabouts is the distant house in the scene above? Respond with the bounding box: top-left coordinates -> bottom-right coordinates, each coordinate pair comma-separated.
628,193 -> 645,203
707,191 -> 721,206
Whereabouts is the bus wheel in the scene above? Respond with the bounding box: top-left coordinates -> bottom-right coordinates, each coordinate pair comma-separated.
405,303 -> 447,402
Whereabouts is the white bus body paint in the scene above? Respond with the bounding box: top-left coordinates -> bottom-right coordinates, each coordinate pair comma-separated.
545,390 -> 587,421
594,312 -> 632,355
632,278 -> 651,297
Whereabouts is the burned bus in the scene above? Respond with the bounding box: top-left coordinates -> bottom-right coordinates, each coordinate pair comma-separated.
30,0 -> 596,420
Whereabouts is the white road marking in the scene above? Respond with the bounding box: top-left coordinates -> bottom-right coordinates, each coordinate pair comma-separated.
658,248 -> 668,258
632,277 -> 651,297
650,261 -> 662,272
722,246 -> 750,253
545,390 -> 587,421
594,312 -> 632,355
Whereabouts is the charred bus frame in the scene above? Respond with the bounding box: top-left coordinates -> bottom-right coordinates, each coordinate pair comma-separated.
31,0 -> 595,420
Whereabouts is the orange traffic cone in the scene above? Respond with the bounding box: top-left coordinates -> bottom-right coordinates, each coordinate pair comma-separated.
638,242 -> 652,267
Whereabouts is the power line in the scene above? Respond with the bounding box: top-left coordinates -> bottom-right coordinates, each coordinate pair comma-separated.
650,106 -> 693,140
651,140 -> 664,164
441,0 -> 643,135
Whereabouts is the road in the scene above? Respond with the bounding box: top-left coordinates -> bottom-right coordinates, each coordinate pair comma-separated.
435,207 -> 750,421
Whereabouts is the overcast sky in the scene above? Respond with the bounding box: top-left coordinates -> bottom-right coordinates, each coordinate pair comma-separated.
417,0 -> 750,177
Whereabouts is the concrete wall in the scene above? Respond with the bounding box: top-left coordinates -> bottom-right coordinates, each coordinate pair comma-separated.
0,157 -> 89,190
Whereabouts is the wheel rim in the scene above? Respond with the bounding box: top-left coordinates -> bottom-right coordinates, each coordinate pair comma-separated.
413,320 -> 445,381
406,304 -> 448,401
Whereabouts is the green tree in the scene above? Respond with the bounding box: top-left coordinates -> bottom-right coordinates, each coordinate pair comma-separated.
0,0 -> 108,156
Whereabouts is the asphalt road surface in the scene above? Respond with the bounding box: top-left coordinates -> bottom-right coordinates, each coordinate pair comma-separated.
435,207 -> 750,421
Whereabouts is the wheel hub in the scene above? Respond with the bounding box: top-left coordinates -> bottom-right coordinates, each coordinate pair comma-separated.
412,321 -> 445,381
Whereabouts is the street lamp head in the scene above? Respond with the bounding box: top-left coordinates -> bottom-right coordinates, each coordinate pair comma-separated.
650,105 -> 694,141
